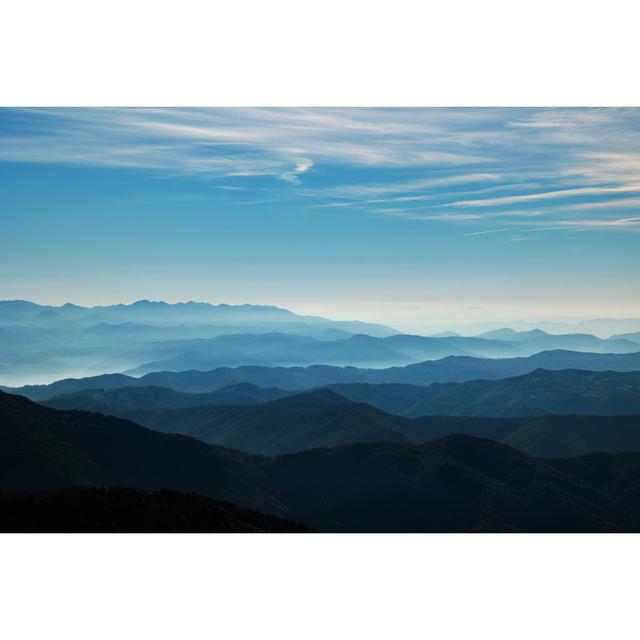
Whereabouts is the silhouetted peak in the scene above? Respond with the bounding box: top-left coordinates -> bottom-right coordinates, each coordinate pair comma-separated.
265,388 -> 352,410
131,299 -> 166,306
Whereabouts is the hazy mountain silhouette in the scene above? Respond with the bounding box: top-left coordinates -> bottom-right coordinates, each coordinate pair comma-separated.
119,332 -> 517,375
45,383 -> 292,413
123,330 -> 640,375
461,318 -> 640,337
43,369 -> 640,419
0,299 -> 396,334
3,390 -> 640,532
476,328 -> 637,353
0,300 -> 396,385
611,332 -> 640,344
9,349 -> 640,400
4,300 -> 640,386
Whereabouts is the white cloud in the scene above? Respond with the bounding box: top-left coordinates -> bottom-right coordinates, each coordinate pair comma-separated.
463,228 -> 512,236
558,216 -> 640,228
564,197 -> 640,210
391,212 -> 484,221
323,172 -> 502,198
449,185 -> 640,207
2,107 -> 640,216
279,158 -> 314,184
0,108 -> 497,181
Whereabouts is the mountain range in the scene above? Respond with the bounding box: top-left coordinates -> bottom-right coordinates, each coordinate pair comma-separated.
9,349 -> 640,401
44,383 -> 292,412
447,318 -> 640,338
120,329 -> 640,376
328,369 -> 640,417
42,369 -> 640,421
42,387 -> 640,458
2,300 -> 640,387
0,299 -> 395,385
0,299 -> 395,334
5,300 -> 640,532
2,390 -> 640,532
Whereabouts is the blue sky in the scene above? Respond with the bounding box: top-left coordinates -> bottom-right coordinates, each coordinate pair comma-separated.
1,107 -> 639,330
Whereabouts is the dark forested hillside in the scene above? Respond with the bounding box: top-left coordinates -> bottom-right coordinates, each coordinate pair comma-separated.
262,437 -> 639,532
3,390 -> 640,532
44,385 -> 640,458
0,389 -> 278,513
116,390 -> 412,455
0,487 -> 310,533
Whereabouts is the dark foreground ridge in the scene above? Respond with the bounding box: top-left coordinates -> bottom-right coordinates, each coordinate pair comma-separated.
0,486 -> 310,533
3,390 -> 640,532
42,385 -> 640,458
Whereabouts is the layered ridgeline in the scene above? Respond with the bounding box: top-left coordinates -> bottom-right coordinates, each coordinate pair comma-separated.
0,299 -> 395,334
0,299 -> 396,385
41,369 -> 640,419
8,350 -> 640,401
119,330 -> 640,376
2,299 -> 640,386
2,390 -> 640,532
40,384 -> 640,458
328,369 -> 640,417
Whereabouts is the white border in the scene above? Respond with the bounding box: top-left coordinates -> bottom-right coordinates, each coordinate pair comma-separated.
1,0 -> 639,106
1,533 -> 638,640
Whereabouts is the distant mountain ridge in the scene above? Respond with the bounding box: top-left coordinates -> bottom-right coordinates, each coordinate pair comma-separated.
8,349 -> 640,400
611,332 -> 640,344
44,383 -> 293,413
328,369 -> 640,417
0,299 -> 396,335
0,299 -> 397,385
42,369 -> 640,419
459,318 -> 640,337
123,330 -> 640,375
3,300 -> 640,387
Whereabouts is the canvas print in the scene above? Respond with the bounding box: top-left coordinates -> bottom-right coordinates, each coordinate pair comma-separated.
1,107 -> 640,532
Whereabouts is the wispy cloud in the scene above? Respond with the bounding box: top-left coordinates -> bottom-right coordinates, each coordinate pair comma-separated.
558,216 -> 640,228
0,108 -> 498,182
279,158 -> 314,184
320,172 -> 502,198
1,107 -> 639,239
390,212 -> 484,221
464,228 -> 512,236
449,185 -> 640,208
562,197 -> 640,211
